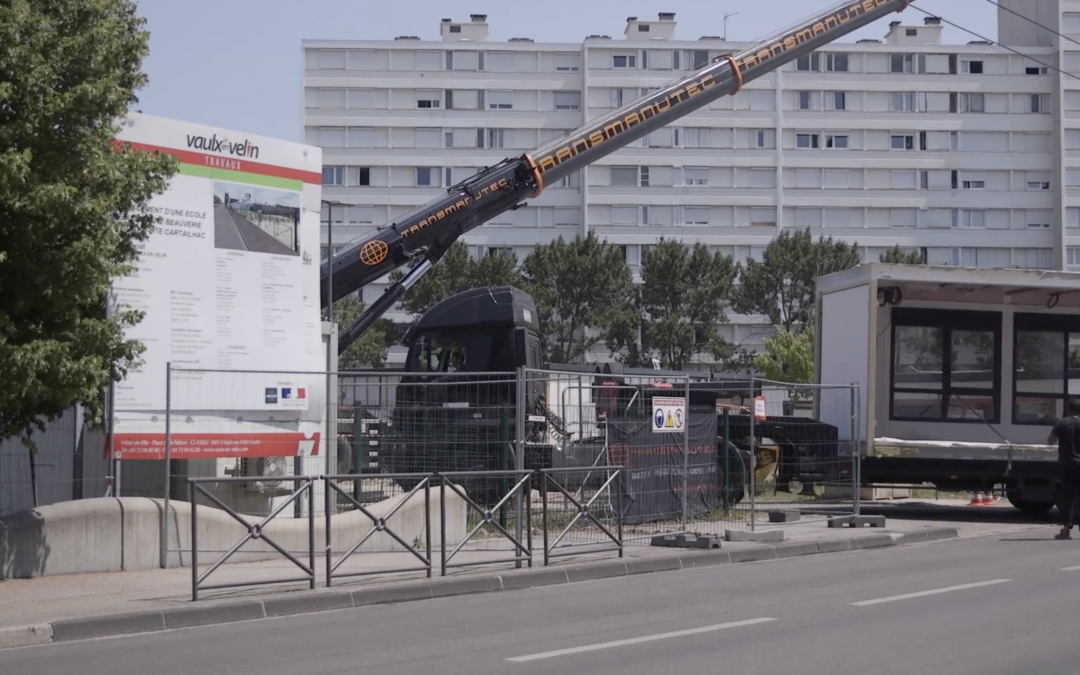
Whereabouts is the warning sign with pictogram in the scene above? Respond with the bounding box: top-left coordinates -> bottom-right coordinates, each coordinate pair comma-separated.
651,396 -> 686,434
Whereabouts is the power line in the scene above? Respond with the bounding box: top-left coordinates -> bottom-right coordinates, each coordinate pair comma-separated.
982,0 -> 1080,51
906,4 -> 1080,82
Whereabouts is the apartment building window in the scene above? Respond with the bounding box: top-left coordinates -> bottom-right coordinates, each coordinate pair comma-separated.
826,52 -> 849,72
415,128 -> 441,148
611,166 -> 638,186
1031,94 -> 1050,113
487,90 -> 513,110
891,92 -> 925,113
613,87 -> 642,107
554,53 -> 580,71
613,53 -> 637,68
1014,248 -> 1052,269
347,127 -> 375,148
890,307 -> 1000,423
416,51 -> 442,70
826,134 -> 849,149
749,207 -> 776,227
684,207 -> 710,225
961,172 -> 987,189
684,167 -> 708,186
481,128 -> 506,149
317,127 -> 346,147
750,168 -> 776,188
322,166 -> 372,187
316,50 -> 346,69
347,89 -> 375,108
1027,172 -> 1051,190
798,91 -> 815,110
797,133 -> 820,149
317,88 -> 346,108
417,90 -> 442,108
1027,66 -> 1049,75
953,93 -> 985,113
554,91 -> 581,111
1068,247 -> 1080,269
753,129 -> 776,149
951,209 -> 987,228
691,50 -> 709,69
322,166 -> 346,186
891,133 -> 915,150
891,53 -> 924,73
415,167 -> 440,186
796,53 -> 821,72
826,92 -> 846,111
961,59 -> 984,74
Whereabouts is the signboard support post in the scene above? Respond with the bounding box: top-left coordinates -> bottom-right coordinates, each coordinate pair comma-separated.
160,361 -> 172,569
681,379 -> 689,532
749,378 -> 756,533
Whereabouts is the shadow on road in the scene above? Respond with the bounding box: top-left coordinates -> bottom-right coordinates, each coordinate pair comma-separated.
859,501 -> 1057,526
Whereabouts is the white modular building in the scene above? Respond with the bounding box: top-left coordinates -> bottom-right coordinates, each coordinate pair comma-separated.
302,1 -> 1080,364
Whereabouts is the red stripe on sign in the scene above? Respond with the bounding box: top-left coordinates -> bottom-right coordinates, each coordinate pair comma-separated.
113,432 -> 321,460
111,140 -> 322,185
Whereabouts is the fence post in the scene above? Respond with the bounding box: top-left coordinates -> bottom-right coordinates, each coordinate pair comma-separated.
161,361 -> 172,570
851,383 -> 861,517
190,479 -> 198,601
749,377 -> 756,532
681,376 -> 689,532
514,366 -> 527,569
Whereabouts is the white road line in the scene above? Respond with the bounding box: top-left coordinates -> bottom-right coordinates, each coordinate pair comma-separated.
1061,565 -> 1080,571
505,617 -> 777,663
850,579 -> 1011,607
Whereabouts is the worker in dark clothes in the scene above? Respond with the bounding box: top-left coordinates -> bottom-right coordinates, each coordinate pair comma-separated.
1048,397 -> 1080,540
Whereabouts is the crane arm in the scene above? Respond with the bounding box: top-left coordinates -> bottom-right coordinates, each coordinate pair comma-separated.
323,0 -> 914,353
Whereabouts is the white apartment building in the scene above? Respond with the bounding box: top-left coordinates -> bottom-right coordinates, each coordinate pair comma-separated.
302,1 -> 1080,363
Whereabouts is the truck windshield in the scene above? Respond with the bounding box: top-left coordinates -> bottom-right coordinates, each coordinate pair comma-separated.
408,329 -> 517,373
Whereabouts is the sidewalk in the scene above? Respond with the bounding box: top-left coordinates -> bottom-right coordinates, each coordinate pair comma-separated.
0,508 -> 1046,650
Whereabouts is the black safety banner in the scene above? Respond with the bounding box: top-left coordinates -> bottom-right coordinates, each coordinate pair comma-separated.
607,411 -> 718,525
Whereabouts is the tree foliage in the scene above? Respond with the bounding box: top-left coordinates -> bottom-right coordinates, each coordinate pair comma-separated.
632,238 -> 737,369
880,245 -> 927,265
521,232 -> 634,363
753,326 -> 815,385
332,295 -> 394,369
390,242 -> 523,317
0,0 -> 178,441
733,229 -> 861,335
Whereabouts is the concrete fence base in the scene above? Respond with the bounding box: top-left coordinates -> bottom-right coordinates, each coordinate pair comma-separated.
0,487 -> 469,579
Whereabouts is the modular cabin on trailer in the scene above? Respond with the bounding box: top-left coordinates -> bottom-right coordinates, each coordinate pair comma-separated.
814,263 -> 1080,516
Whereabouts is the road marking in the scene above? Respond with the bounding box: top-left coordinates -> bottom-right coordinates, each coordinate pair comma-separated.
505,617 -> 777,663
1061,565 -> 1080,571
850,579 -> 1011,607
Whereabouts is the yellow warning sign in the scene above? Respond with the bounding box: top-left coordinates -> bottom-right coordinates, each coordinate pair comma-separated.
664,413 -> 674,428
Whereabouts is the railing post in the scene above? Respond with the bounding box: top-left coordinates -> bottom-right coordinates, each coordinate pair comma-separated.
424,477 -> 432,579
541,470 -> 549,567
439,473 -> 447,577
161,361 -> 172,570
325,476 -> 333,587
514,366 -> 527,570
190,479 -> 198,602
308,477 -> 315,590
681,376 -> 690,533
851,383 -> 862,517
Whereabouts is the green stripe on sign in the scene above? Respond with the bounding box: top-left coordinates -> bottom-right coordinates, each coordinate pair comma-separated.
179,163 -> 304,191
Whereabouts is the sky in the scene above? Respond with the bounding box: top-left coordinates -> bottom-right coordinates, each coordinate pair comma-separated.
131,0 -> 1000,142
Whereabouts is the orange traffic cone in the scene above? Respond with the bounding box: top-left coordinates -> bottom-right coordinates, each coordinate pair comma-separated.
970,492 -> 986,506
980,493 -> 995,506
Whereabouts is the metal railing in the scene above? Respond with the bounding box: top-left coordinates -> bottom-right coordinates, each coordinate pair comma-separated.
439,470 -> 533,575
323,473 -> 433,586
540,466 -> 624,566
188,476 -> 315,602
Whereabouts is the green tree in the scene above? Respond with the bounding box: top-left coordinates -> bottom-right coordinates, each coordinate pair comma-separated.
390,242 -> 523,317
0,0 -> 178,450
734,229 -> 861,335
331,295 -> 393,369
636,238 -> 737,369
522,232 -> 634,363
880,245 -> 927,264
754,326 -> 816,385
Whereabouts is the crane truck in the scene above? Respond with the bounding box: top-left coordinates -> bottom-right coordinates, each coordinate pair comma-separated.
320,0 -> 917,504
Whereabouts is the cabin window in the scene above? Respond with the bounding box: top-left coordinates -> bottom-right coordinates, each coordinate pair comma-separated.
1013,313 -> 1080,424
889,307 -> 1001,423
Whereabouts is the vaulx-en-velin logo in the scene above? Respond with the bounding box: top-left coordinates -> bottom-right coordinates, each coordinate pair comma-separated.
185,134 -> 260,160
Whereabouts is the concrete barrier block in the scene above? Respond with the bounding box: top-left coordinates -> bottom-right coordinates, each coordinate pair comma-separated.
0,498 -> 123,579
854,534 -> 897,550
922,527 -> 960,542
816,539 -> 857,553
163,601 -> 266,630
768,510 -> 801,523
725,529 -> 785,542
0,624 -> 53,649
52,611 -> 166,642
263,591 -> 354,618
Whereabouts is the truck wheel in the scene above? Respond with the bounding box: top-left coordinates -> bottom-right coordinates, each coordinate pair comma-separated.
1006,490 -> 1055,518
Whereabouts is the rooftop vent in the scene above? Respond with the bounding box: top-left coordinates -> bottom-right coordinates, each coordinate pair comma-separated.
509,37 -> 533,42
441,18 -> 451,22
395,35 -> 421,40
658,12 -> 675,20
924,16 -> 941,26
889,20 -> 901,29
857,38 -> 882,43
470,14 -> 487,22
699,35 -> 723,40
967,39 -> 992,44
586,34 -> 611,39
627,16 -> 638,21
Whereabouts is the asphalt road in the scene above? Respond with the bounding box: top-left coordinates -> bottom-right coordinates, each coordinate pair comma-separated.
3,528 -> 1078,675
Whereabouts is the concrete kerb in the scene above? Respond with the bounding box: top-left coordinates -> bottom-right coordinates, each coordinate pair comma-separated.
0,526 -> 962,650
